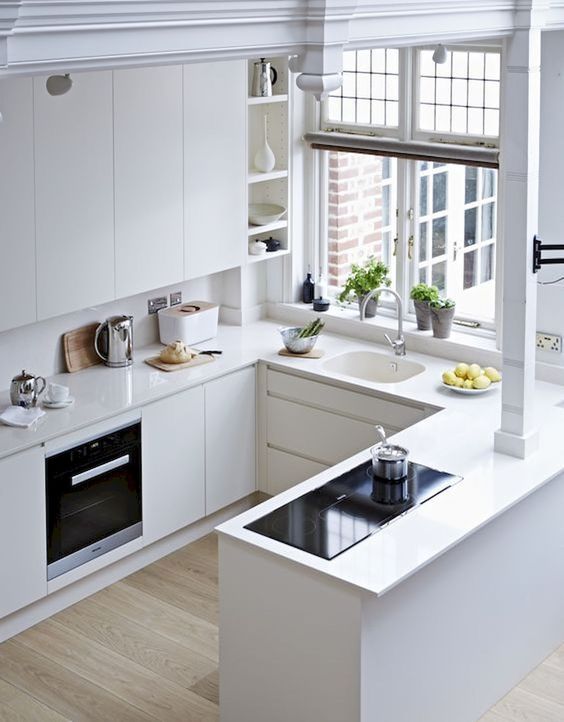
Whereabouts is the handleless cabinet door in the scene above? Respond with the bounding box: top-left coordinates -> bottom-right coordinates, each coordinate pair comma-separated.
183,60 -> 246,279
142,385 -> 205,544
34,72 -> 114,319
205,365 -> 256,514
0,447 -> 46,619
114,66 -> 184,298
0,78 -> 36,332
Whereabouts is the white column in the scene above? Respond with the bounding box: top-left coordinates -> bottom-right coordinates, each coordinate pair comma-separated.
494,28 -> 541,458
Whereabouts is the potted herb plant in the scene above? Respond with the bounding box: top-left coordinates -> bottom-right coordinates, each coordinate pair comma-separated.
430,297 -> 456,339
410,283 -> 439,330
337,258 -> 391,318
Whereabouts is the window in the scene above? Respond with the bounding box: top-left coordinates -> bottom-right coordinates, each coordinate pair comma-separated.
327,153 -> 397,293
320,45 -> 501,328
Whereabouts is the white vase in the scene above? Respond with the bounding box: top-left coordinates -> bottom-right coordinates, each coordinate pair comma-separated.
254,115 -> 276,172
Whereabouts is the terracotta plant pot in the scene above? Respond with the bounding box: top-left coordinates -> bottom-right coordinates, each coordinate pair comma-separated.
430,306 -> 455,339
413,300 -> 432,331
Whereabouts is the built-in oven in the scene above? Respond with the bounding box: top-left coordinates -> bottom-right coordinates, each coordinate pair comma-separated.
46,421 -> 142,580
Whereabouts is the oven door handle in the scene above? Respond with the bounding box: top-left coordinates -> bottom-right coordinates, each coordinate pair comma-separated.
71,454 -> 131,486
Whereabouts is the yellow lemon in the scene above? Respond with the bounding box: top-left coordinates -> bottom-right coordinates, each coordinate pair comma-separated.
466,363 -> 482,380
473,374 -> 491,390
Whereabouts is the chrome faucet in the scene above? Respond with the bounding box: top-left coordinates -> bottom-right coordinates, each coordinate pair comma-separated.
359,287 -> 406,357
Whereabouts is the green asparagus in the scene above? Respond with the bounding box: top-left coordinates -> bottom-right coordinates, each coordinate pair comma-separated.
297,318 -> 325,338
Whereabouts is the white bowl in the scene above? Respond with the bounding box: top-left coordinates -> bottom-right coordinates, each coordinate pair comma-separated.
249,203 -> 286,226
441,382 -> 499,395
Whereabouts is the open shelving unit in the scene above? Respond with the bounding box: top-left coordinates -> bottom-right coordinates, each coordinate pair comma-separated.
246,56 -> 290,263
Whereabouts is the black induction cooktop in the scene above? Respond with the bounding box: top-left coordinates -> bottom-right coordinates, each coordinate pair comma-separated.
245,461 -> 461,560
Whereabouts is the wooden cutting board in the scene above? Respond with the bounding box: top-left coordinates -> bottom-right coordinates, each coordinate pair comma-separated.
144,353 -> 215,372
278,347 -> 325,359
63,323 -> 102,373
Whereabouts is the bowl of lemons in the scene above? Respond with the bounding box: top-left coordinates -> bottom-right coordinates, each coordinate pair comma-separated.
441,362 -> 501,394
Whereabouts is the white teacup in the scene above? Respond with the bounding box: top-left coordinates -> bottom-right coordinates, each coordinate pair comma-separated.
47,382 -> 69,403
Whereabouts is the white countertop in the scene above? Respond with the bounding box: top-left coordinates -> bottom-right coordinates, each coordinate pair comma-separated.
217,322 -> 564,597
3,319 -> 564,598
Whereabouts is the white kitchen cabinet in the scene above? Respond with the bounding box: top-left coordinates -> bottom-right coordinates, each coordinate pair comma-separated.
0,78 -> 36,332
34,71 -> 114,319
142,386 -> 205,545
263,367 -> 435,494
114,66 -> 184,298
205,366 -> 256,514
267,447 -> 328,496
0,447 -> 46,619
184,60 -> 247,279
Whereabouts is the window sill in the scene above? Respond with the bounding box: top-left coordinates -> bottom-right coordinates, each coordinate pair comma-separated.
270,302 -> 501,367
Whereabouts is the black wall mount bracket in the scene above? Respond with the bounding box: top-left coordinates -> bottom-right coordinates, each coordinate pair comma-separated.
533,235 -> 564,273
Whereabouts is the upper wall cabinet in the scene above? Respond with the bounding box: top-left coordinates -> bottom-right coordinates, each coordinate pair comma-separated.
184,60 -> 247,279
34,72 -> 115,320
0,78 -> 36,333
114,66 -> 184,298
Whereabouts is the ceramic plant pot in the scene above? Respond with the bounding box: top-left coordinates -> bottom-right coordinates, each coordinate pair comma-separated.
413,300 -> 432,330
430,306 -> 455,339
358,294 -> 378,318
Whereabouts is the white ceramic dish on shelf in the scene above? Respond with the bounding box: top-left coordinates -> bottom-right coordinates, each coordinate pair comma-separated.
441,382 -> 499,395
248,203 -> 286,226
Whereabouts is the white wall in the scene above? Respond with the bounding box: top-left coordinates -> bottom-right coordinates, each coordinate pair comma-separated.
537,29 -> 564,366
0,271 -> 239,384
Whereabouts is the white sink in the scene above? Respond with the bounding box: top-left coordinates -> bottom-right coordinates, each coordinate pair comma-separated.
323,350 -> 425,384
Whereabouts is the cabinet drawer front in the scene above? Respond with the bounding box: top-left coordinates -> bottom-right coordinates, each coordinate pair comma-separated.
267,369 -> 426,430
267,397 -> 384,466
267,447 -> 328,496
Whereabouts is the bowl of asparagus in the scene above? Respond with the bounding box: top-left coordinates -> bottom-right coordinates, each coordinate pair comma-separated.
279,318 -> 325,354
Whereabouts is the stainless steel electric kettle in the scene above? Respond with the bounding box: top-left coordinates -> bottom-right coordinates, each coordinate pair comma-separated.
94,315 -> 134,368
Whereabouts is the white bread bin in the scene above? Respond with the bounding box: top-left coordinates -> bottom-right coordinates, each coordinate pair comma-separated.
158,301 -> 219,346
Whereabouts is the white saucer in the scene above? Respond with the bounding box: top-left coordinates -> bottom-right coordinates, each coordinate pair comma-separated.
43,396 -> 74,409
441,382 -> 499,395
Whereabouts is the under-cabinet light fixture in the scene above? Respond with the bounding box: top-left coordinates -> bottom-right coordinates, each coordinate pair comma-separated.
432,44 -> 448,65
46,73 -> 73,96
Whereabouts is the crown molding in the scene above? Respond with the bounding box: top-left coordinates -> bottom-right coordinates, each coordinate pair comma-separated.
1,0 -> 564,81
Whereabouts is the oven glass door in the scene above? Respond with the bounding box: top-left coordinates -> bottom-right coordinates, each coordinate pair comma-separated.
47,432 -> 142,576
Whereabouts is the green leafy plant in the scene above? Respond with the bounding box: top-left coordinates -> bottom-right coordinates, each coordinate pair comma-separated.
430,297 -> 455,309
337,257 -> 391,304
410,283 -> 439,303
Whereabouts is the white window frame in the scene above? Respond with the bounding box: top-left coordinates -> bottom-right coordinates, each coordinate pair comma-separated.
317,44 -> 503,337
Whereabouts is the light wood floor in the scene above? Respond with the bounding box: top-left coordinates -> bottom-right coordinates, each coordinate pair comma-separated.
0,533 -> 563,721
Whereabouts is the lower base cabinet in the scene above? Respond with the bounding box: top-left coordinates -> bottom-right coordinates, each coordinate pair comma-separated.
262,367 -> 433,495
142,385 -> 205,544
205,366 -> 256,514
0,447 -> 46,618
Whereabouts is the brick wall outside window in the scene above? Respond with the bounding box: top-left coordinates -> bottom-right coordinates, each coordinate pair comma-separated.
327,152 -> 389,290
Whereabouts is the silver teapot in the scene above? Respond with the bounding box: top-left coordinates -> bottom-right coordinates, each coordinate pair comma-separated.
251,58 -> 278,97
10,370 -> 47,408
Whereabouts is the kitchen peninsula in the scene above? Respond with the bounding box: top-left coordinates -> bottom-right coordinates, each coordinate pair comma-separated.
217,325 -> 564,722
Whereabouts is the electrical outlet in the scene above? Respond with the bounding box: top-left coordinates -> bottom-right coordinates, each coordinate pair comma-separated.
170,291 -> 182,307
147,296 -> 167,315
536,332 -> 562,353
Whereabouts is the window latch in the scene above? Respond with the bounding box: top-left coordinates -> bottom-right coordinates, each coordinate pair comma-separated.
393,237 -> 398,256
453,241 -> 459,262
408,235 -> 414,260
408,208 -> 414,221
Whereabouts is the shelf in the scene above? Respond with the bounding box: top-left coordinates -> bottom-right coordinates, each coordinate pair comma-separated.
247,248 -> 291,264
247,220 -> 288,237
248,169 -> 288,184
248,94 -> 288,106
